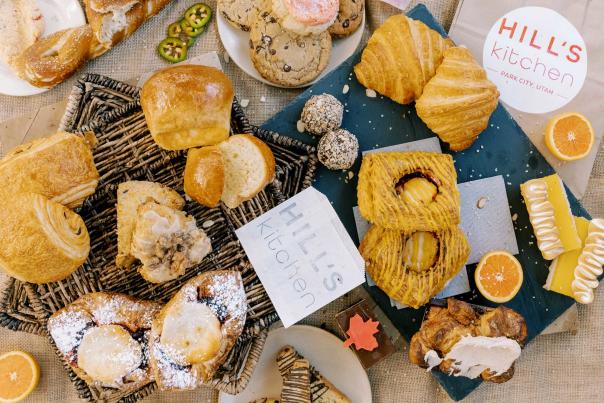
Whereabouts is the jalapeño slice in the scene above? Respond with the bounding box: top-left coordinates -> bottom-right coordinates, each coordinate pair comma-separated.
184,3 -> 212,29
180,18 -> 204,38
158,37 -> 187,63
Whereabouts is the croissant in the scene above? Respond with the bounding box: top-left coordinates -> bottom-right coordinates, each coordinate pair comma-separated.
354,15 -> 453,104
0,131 -> 99,209
360,225 -> 470,309
357,151 -> 460,232
0,193 -> 90,284
416,47 -> 500,151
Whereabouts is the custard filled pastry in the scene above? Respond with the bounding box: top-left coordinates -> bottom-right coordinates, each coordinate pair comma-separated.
150,271 -> 247,390
416,47 -> 500,151
357,151 -> 460,232
0,193 -> 90,284
0,131 -> 99,209
354,15 -> 453,104
360,225 -> 470,308
47,292 -> 161,390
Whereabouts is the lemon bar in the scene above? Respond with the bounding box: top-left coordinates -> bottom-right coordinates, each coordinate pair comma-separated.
520,174 -> 581,260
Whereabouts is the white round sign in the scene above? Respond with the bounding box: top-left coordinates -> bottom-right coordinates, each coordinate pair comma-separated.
482,6 -> 587,114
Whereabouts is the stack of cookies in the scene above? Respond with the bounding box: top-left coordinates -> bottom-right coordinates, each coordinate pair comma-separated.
218,0 -> 365,87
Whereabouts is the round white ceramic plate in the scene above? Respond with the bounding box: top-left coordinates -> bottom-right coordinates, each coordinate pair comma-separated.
217,10 -> 365,88
218,325 -> 372,403
0,0 -> 86,97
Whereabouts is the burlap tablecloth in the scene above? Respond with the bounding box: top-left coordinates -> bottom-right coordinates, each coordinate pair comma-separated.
0,1 -> 603,402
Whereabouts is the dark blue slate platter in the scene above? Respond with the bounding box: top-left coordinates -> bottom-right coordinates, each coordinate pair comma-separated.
261,4 -> 592,401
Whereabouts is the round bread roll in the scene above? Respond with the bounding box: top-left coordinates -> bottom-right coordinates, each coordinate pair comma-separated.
141,65 -> 235,151
184,146 -> 225,208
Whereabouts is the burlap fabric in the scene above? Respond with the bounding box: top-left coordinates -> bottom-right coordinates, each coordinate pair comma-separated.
0,1 -> 603,402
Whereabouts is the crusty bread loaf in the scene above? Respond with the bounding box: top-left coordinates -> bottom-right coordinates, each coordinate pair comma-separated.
184,146 -> 225,208
141,65 -> 235,151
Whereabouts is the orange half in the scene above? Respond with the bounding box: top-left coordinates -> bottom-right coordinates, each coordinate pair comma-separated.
545,112 -> 594,161
475,251 -> 524,303
0,351 -> 40,403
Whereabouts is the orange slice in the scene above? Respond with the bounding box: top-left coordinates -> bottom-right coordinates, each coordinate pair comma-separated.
545,112 -> 594,161
475,251 -> 524,303
0,351 -> 40,403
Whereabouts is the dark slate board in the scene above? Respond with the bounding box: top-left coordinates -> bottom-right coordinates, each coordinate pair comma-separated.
261,4 -> 592,401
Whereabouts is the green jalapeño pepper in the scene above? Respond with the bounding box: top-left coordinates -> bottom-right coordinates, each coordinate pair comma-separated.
180,18 -> 204,38
158,37 -> 187,63
167,21 -> 183,38
184,3 -> 212,29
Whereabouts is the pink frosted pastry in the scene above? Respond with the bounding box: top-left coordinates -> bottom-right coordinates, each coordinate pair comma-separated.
272,0 -> 339,35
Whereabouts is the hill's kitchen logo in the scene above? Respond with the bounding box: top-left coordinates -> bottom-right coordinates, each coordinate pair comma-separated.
483,7 -> 587,114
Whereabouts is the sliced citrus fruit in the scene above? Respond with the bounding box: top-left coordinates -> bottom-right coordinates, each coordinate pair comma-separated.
545,112 -> 594,161
475,251 -> 523,303
0,351 -> 40,403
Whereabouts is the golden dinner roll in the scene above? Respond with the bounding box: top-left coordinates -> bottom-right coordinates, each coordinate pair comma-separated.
140,65 -> 235,150
184,146 -> 225,208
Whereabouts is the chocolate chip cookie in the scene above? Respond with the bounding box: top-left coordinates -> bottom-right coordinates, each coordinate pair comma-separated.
328,0 -> 365,37
250,8 -> 332,87
218,0 -> 266,32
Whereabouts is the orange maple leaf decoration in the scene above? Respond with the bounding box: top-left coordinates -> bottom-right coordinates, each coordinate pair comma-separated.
343,313 -> 380,351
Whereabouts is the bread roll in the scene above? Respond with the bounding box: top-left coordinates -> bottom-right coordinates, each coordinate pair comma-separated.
0,131 -> 99,209
184,146 -> 225,208
140,65 -> 235,150
0,193 -> 90,284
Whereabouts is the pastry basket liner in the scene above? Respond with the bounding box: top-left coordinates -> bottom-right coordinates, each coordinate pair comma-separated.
0,74 -> 318,402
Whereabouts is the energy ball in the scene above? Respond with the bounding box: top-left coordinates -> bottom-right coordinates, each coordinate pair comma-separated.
300,93 -> 344,136
317,129 -> 359,170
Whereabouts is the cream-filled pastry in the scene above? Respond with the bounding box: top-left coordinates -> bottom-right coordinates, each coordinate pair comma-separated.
272,0 -> 339,36
571,219 -> 604,304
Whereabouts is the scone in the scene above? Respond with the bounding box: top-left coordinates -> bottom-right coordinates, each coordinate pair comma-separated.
47,292 -> 161,391
250,8 -> 332,87
149,271 -> 248,390
218,0 -> 266,32
328,0 -> 364,37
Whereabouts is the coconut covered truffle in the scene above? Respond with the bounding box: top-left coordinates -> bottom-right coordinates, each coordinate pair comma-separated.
300,93 -> 344,136
317,129 -> 359,170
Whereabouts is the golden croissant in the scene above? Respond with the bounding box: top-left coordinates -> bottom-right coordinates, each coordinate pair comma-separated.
360,225 -> 470,309
354,15 -> 453,104
416,47 -> 500,151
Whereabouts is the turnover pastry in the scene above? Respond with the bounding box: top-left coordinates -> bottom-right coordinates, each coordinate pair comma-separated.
409,299 -> 527,382
0,131 -> 99,209
281,359 -> 311,403
354,15 -> 453,104
47,292 -> 161,390
357,151 -> 460,232
416,47 -> 500,151
0,193 -> 90,284
150,271 -> 247,390
360,225 -> 470,308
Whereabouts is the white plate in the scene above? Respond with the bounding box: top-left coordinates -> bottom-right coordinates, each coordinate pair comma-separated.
0,0 -> 86,97
217,10 -> 365,88
218,325 -> 372,403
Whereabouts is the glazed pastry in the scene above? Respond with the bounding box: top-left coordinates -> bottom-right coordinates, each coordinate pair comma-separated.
0,193 -> 90,284
360,225 -> 470,309
520,174 -> 581,260
409,299 -> 527,383
570,219 -> 604,304
272,0 -> 339,36
416,47 -> 500,151
357,151 -> 460,232
141,65 -> 234,150
328,0 -> 364,37
0,0 -> 44,70
317,129 -> 359,170
184,146 -> 225,208
281,359 -> 311,403
0,131 -> 99,209
47,292 -> 161,390
300,94 -> 344,136
354,15 -> 453,104
150,271 -> 247,390
116,181 -> 184,269
131,201 -> 212,283
218,0 -> 266,32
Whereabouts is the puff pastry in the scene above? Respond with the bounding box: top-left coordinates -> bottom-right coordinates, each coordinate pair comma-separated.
357,151 -> 460,232
0,193 -> 90,284
47,292 -> 161,390
416,47 -> 500,151
360,225 -> 470,308
150,270 -> 247,390
0,131 -> 99,209
354,15 -> 453,104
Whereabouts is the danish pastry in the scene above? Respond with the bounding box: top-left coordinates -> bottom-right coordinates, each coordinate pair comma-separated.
357,151 -> 460,232
149,271 -> 247,390
359,225 -> 470,309
47,292 -> 161,390
416,47 -> 500,151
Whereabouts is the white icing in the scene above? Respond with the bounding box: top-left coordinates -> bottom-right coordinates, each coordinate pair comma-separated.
424,350 -> 442,371
571,219 -> 604,304
523,180 -> 564,260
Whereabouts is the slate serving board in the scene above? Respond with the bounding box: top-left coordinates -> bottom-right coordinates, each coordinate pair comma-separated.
261,4 -> 593,400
